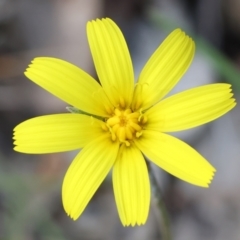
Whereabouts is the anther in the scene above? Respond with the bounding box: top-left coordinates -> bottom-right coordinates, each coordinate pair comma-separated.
122,140 -> 130,147
107,117 -> 120,126
129,121 -> 142,131
101,123 -> 108,131
124,109 -> 132,115
114,108 -> 122,116
112,124 -> 120,132
136,131 -> 143,138
117,127 -> 126,142
128,112 -> 140,119
125,127 -> 133,139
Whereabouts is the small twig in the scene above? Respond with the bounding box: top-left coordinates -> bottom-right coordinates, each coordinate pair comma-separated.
145,159 -> 172,240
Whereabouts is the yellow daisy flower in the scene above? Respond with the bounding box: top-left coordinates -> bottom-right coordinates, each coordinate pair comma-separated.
13,18 -> 236,226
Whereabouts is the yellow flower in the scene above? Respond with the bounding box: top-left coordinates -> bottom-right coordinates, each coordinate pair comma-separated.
13,18 -> 236,226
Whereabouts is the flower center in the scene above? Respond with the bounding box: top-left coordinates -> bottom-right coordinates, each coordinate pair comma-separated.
102,108 -> 147,146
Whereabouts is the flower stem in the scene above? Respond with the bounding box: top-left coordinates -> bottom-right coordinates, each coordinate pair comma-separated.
145,159 -> 172,240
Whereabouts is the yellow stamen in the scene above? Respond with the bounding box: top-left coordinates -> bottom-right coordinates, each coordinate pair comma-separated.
123,140 -> 130,147
127,112 -> 140,119
101,123 -> 108,131
125,127 -> 133,139
136,131 -> 143,138
117,127 -> 126,141
107,117 -> 120,126
114,108 -> 122,116
103,107 -> 148,145
129,121 -> 142,132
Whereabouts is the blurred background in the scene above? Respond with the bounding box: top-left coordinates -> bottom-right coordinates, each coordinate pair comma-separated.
1,0 -> 240,239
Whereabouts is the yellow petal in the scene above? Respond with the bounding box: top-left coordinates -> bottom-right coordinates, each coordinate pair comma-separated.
135,131 -> 215,187
25,57 -> 113,117
87,18 -> 134,108
132,29 -> 195,111
146,84 -> 236,132
113,144 -> 150,226
13,114 -> 103,153
62,135 -> 119,220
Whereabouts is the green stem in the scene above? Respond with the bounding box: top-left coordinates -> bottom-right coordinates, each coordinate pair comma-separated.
146,159 -> 172,240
